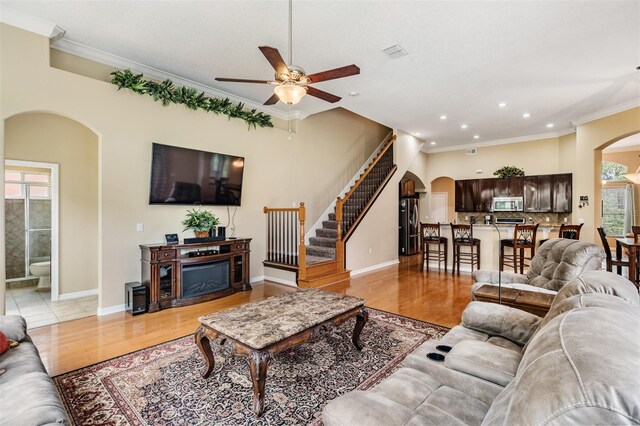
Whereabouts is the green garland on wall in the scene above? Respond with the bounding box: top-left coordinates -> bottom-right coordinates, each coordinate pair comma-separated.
110,69 -> 273,129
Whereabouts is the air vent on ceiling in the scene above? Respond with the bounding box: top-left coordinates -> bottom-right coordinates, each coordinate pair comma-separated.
382,44 -> 408,59
466,148 -> 477,155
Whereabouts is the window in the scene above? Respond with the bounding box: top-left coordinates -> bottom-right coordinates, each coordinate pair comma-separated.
601,161 -> 628,182
4,170 -> 51,200
602,186 -> 626,235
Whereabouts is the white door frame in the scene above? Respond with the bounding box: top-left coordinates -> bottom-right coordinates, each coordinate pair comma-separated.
5,160 -> 60,301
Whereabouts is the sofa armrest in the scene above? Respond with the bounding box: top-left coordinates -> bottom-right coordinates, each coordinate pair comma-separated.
461,301 -> 542,345
444,340 -> 522,387
472,270 -> 528,284
0,315 -> 27,342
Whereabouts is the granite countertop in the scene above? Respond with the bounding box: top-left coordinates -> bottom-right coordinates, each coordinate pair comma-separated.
438,223 -> 564,229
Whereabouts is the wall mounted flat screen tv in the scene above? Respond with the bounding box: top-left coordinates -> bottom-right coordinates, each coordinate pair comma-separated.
149,143 -> 244,206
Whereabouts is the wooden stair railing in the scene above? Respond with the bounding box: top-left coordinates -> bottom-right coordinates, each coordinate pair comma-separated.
336,135 -> 397,270
263,203 -> 308,281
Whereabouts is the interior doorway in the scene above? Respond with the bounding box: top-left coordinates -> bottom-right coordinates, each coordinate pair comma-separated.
4,160 -> 59,298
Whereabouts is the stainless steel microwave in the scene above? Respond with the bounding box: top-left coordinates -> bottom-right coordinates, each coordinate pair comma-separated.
492,197 -> 524,212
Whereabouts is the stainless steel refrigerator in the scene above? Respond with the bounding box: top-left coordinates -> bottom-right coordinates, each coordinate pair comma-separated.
399,198 -> 420,255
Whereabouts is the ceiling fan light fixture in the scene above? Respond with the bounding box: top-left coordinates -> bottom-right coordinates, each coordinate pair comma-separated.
274,83 -> 307,105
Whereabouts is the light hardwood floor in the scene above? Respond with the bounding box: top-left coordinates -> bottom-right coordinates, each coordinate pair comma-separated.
29,255 -> 472,376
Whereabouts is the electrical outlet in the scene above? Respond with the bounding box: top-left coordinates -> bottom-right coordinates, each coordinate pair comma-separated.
564,217 -> 568,223
545,217 -> 550,222
136,223 -> 144,232
368,248 -> 372,254
578,218 -> 584,224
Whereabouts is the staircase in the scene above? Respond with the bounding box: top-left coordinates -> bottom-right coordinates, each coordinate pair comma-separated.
264,134 -> 397,287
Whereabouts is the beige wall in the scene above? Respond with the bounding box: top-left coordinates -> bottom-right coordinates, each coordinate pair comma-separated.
346,131 -> 424,272
576,108 -> 640,242
1,24 -> 389,311
5,113 -> 99,295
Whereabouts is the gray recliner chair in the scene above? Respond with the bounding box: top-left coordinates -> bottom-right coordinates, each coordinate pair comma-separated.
471,238 -> 605,297
323,271 -> 640,426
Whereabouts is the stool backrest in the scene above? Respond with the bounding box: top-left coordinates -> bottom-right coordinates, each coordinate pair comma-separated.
451,223 -> 473,242
514,224 -> 539,248
632,226 -> 640,243
559,223 -> 583,240
421,223 -> 441,240
596,227 -> 613,260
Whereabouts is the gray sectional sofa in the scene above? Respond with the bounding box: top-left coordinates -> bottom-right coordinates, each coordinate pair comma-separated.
323,270 -> 640,425
0,315 -> 69,426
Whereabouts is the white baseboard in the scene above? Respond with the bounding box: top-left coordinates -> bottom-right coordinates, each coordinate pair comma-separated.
97,304 -> 125,316
263,276 -> 298,287
250,275 -> 265,284
58,289 -> 98,301
351,259 -> 400,276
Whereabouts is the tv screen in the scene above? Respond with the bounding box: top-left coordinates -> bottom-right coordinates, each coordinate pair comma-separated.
149,143 -> 244,206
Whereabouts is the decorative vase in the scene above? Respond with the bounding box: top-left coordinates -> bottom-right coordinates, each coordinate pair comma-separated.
194,230 -> 210,239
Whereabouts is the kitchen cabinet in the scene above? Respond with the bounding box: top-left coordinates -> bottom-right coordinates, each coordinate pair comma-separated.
524,175 -> 552,212
552,173 -> 572,212
494,177 -> 524,197
455,173 -> 571,213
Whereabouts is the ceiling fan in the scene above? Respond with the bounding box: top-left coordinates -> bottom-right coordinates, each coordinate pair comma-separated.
215,0 -> 360,106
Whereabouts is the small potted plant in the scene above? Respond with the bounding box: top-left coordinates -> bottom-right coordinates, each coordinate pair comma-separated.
182,207 -> 220,238
494,166 -> 525,179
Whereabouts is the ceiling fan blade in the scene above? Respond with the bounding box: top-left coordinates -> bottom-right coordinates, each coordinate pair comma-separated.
258,46 -> 288,75
215,78 -> 273,84
264,93 -> 280,105
306,65 -> 360,83
307,86 -> 341,103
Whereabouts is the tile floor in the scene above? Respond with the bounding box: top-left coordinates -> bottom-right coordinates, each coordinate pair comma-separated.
5,286 -> 98,329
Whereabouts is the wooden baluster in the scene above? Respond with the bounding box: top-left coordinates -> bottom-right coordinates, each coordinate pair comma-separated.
298,202 -> 307,280
336,196 -> 344,272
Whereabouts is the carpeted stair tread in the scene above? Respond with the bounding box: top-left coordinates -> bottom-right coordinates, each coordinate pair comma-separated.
309,236 -> 336,248
322,220 -> 338,229
316,228 -> 337,238
307,245 -> 336,258
328,213 -> 336,221
306,255 -> 334,265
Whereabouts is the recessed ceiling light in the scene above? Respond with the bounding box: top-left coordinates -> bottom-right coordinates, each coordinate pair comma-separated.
522,113 -> 531,118
461,124 -> 468,129
546,123 -> 554,128
348,91 -> 359,96
440,115 -> 447,120
415,132 -> 421,136
498,102 -> 507,107
430,141 -> 437,145
473,135 -> 480,139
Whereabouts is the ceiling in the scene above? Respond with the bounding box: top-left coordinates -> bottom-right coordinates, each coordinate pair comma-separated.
2,1 -> 639,152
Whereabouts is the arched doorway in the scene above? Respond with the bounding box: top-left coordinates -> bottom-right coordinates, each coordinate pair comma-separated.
430,176 -> 455,223
4,112 -> 99,328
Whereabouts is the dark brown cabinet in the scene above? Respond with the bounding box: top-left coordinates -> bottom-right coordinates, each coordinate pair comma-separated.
552,173 -> 572,213
524,175 -> 552,213
140,238 -> 252,312
455,174 -> 571,213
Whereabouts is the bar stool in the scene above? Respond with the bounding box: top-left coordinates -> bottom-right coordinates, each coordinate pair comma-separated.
500,224 -> 539,274
450,223 -> 480,274
420,223 -> 447,272
539,223 -> 583,246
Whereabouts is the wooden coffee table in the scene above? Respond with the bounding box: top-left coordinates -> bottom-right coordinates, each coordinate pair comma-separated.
474,284 -> 555,317
194,289 -> 368,417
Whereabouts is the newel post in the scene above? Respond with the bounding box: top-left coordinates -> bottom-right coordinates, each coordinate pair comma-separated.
298,202 -> 307,280
335,197 -> 345,272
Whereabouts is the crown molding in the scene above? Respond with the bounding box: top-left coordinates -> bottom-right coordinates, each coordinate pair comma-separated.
50,38 -> 307,122
423,128 -> 575,154
570,99 -> 640,127
0,6 -> 65,39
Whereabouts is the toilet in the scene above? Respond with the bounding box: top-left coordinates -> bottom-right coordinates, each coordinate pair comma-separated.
29,261 -> 51,290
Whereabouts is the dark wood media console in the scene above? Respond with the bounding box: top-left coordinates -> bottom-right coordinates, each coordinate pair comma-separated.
140,238 -> 252,313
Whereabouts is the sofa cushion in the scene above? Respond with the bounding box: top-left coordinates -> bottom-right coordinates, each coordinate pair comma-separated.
323,368 -> 490,426
553,270 -> 640,306
0,340 -> 48,384
0,315 -> 27,342
0,371 -> 69,426
444,340 -> 522,387
482,306 -> 640,425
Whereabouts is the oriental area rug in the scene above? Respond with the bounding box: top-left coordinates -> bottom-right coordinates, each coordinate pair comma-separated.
53,309 -> 448,425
